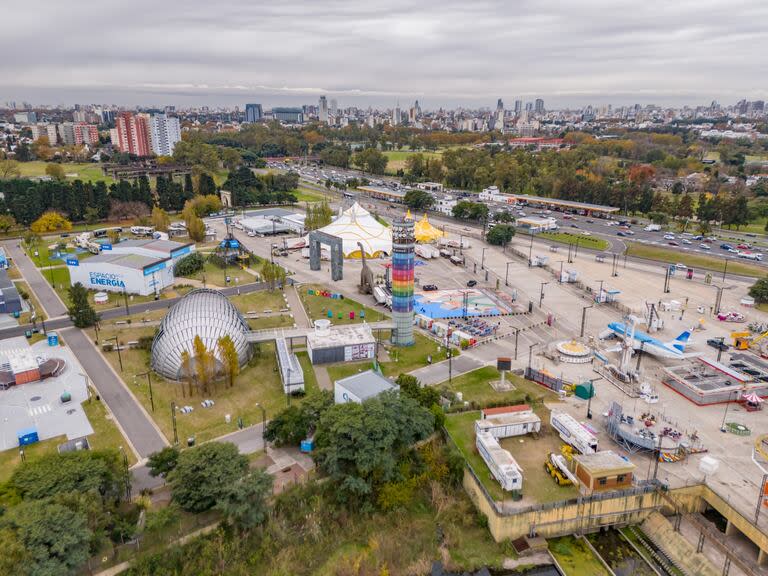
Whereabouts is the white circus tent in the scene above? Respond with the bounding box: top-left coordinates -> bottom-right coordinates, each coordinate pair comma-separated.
290,202 -> 392,258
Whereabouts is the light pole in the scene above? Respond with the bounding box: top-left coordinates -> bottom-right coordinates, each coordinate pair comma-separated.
539,282 -> 548,308
528,233 -> 534,267
505,261 -> 513,287
170,401 -> 179,445
255,402 -> 266,446
559,260 -> 564,283
597,280 -> 605,303
721,390 -> 735,432
136,370 -> 154,412
528,343 -> 538,372
722,258 -> 729,282
580,304 -> 593,338
514,328 -> 520,360
481,247 -> 486,270
105,335 -> 123,372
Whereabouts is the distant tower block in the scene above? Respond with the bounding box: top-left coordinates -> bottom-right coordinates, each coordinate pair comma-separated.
391,218 -> 415,346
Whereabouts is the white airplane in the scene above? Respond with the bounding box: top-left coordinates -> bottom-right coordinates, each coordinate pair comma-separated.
605,321 -> 698,360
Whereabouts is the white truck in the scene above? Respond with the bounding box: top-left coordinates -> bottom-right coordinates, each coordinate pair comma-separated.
415,245 -> 440,259
643,224 -> 661,232
550,412 -> 598,455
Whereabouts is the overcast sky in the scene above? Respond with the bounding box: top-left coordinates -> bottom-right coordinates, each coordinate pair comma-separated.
2,0 -> 767,109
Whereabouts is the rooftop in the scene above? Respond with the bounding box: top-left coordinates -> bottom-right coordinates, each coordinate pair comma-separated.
81,252 -> 163,270
335,369 -> 397,401
306,323 -> 376,349
117,238 -> 192,253
573,450 -> 636,474
482,404 -> 532,417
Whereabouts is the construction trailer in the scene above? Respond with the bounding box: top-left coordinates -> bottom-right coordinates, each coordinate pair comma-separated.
476,431 -> 523,491
475,405 -> 542,439
550,412 -> 598,455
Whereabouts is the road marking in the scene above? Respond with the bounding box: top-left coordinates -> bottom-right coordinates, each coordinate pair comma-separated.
28,404 -> 52,417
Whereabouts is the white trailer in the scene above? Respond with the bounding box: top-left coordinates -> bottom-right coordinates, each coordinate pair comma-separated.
643,224 -> 661,232
550,412 -> 598,454
476,431 -> 523,491
373,286 -> 388,306
415,245 -> 440,259
475,411 -> 541,439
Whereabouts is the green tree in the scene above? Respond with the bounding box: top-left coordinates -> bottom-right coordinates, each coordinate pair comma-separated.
151,206 -> 170,231
198,173 -> 217,196
217,334 -> 240,388
352,148 -> 388,174
147,446 -> 180,478
0,158 -> 21,179
44,162 -> 65,181
173,252 -> 205,276
67,282 -> 100,328
186,213 -> 206,242
172,140 -> 220,174
11,450 -> 122,501
486,224 -> 515,247
84,206 -> 100,228
215,469 -> 273,531
403,189 -> 434,211
0,214 -> 17,234
313,391 -> 434,504
749,277 -> 768,304
4,500 -> 91,576
30,211 -> 72,234
264,389 -> 333,446
192,335 -> 215,395
169,442 -> 248,513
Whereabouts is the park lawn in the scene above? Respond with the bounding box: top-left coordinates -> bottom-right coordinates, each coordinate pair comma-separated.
537,231 -> 610,251
293,187 -> 328,203
383,150 -> 442,174
14,280 -> 47,322
16,161 -> 115,184
295,351 -> 319,393
440,366 -> 558,407
248,314 -> 295,329
298,284 -> 388,324
82,393 -> 138,466
549,536 -> 611,576
87,323 -> 296,445
229,289 -> 287,314
626,242 -> 766,277
179,260 -> 255,289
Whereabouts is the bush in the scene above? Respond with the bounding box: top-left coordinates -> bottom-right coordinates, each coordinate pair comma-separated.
137,335 -> 154,351
174,252 -> 205,277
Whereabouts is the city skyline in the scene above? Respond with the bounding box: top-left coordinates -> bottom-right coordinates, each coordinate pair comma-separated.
3,1 -> 768,109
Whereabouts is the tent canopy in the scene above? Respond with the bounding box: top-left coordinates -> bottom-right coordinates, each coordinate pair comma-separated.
291,202 -> 392,258
743,392 -> 764,404
414,213 -> 444,243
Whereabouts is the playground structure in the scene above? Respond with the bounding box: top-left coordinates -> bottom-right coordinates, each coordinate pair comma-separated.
555,339 -> 593,364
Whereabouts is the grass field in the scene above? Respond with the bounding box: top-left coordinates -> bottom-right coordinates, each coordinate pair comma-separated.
298,284 -> 388,324
383,150 -> 442,174
13,280 -> 47,322
293,187 -> 328,203
86,322 -> 314,445
16,161 -> 116,184
626,242 -> 766,277
229,290 -> 288,314
549,536 -> 611,576
440,366 -> 557,407
180,259 -> 255,289
537,231 -> 610,251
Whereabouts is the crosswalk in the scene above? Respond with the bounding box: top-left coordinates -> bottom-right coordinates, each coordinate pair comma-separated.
28,404 -> 52,417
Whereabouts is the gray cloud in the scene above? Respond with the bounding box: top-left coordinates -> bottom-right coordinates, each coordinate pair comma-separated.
2,0 -> 767,108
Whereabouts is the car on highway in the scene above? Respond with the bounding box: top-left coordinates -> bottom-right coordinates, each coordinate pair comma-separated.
466,280 -> 477,287
728,248 -> 740,254
664,234 -> 676,240
570,224 -> 579,228
737,243 -> 752,250
563,214 -> 573,220
668,241 -> 679,246
617,231 -> 627,237
585,219 -> 594,223
707,338 -> 729,351
675,263 -> 688,270
580,231 -> 592,236
422,284 -> 438,291
692,235 -> 704,241
699,243 -> 711,250
682,239 -> 692,245
720,243 -> 734,250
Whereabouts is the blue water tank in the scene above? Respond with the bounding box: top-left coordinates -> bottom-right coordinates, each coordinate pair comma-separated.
300,438 -> 315,453
17,427 -> 39,446
47,332 -> 59,346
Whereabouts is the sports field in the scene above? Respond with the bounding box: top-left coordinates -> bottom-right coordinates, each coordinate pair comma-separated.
15,161 -> 115,184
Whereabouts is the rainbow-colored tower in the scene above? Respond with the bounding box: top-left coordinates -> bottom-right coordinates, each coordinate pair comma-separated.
391,218 -> 415,346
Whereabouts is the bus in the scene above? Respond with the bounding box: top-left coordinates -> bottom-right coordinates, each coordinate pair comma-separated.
130,226 -> 156,237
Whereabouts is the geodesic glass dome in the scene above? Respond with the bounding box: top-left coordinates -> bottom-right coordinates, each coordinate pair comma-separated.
151,288 -> 252,380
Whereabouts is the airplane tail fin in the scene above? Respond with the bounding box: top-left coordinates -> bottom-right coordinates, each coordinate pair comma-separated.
669,329 -> 692,352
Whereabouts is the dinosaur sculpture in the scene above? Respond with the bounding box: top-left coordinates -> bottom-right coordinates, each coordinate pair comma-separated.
358,241 -> 374,295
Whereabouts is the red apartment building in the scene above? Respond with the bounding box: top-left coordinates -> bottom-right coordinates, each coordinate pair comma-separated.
113,112 -> 151,156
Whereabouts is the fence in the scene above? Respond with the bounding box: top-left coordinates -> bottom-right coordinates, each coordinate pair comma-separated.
524,366 -> 569,393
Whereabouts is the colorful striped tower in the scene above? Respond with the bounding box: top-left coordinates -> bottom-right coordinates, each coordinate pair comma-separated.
391,218 -> 415,346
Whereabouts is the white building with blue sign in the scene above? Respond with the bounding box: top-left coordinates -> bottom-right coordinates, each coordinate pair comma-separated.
66,238 -> 194,296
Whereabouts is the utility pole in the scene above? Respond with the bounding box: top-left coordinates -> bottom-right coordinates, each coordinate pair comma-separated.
171,401 -> 179,445
122,287 -> 130,317
722,258 -> 729,282
528,343 -> 537,372
539,282 -> 548,308
514,328 -> 520,360
664,266 -> 671,294
505,261 -> 513,286
528,233 -> 534,267
106,336 -> 123,371
255,402 -> 266,445
559,260 -> 564,283
580,305 -> 593,338
481,247 -> 486,270
137,371 -> 154,412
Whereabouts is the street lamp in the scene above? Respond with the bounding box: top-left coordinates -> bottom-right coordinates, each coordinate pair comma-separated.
136,370 -> 154,412
539,282 -> 548,308
597,280 -> 605,303
559,260 -> 564,283
105,335 -> 123,371
580,305 -> 593,338
505,261 -> 513,287
528,343 -> 538,372
255,402 -> 266,446
721,390 -> 735,432
722,258 -> 729,282
481,247 -> 486,270
528,233 -> 534,267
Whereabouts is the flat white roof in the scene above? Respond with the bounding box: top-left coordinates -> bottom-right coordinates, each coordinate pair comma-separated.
306,323 -> 376,349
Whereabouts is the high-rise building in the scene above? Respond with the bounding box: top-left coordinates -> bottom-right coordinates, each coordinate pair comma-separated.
514,100 -> 523,115
13,111 -> 36,124
149,114 -> 181,156
391,218 -> 415,347
30,124 -> 58,144
330,99 -> 338,116
58,122 -> 77,145
74,123 -> 99,146
73,110 -> 88,123
319,96 -> 328,124
535,99 -> 545,114
113,112 -> 151,156
271,107 -> 304,123
393,102 -> 401,125
245,103 -> 263,123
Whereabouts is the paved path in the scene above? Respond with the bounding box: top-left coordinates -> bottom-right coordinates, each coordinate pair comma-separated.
5,241 -> 68,317
62,327 -> 168,458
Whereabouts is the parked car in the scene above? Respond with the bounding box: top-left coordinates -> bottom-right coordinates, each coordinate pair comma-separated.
668,241 -> 679,246
422,284 -> 438,291
707,338 -> 729,351
466,280 -> 478,287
